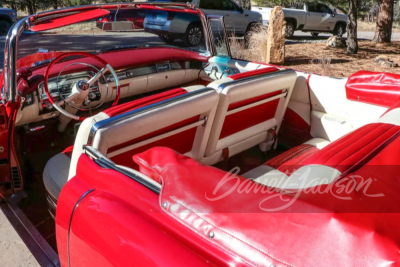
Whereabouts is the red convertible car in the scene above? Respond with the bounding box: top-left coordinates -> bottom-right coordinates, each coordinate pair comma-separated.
1,3 -> 400,267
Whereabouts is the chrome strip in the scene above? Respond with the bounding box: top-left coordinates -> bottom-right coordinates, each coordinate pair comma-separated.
89,88 -> 215,137
84,146 -> 161,194
218,69 -> 295,91
4,17 -> 31,103
67,189 -> 95,267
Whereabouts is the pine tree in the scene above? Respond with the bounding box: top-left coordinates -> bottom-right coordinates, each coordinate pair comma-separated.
373,0 -> 395,42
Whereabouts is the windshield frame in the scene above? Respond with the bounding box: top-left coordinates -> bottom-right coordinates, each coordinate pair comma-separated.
3,2 -> 218,103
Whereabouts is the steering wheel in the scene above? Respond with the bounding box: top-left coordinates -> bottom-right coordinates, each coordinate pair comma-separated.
44,52 -> 120,121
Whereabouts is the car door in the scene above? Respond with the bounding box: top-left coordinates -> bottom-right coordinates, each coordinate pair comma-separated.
220,0 -> 247,35
0,97 -> 13,196
199,0 -> 246,35
56,147 -> 228,267
316,3 -> 335,32
303,2 -> 323,31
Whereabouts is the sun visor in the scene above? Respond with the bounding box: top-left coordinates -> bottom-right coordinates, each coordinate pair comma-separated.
30,8 -> 110,32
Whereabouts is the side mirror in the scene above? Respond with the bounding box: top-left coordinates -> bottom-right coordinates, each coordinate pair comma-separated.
332,8 -> 337,17
102,21 -> 134,32
239,7 -> 244,14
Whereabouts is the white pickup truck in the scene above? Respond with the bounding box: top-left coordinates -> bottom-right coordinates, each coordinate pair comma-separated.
252,3 -> 348,38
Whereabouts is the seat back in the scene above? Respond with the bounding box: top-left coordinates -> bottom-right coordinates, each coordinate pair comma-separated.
204,69 -> 297,164
68,88 -> 219,179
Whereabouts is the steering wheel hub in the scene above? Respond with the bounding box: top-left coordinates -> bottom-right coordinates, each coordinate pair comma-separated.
77,80 -> 90,91
43,52 -> 120,121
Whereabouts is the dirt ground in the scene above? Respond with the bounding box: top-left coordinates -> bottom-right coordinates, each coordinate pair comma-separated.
284,41 -> 400,77
358,20 -> 400,32
0,210 -> 39,266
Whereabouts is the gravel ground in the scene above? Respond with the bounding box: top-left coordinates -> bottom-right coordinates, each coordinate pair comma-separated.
0,210 -> 39,266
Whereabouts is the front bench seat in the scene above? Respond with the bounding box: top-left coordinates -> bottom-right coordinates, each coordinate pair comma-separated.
43,86 -> 218,202
204,69 -> 297,165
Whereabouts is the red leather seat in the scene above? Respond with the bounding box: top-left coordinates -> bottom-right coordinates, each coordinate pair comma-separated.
242,116 -> 400,189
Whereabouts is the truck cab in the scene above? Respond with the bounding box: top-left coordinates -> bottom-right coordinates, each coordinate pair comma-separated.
252,2 -> 348,38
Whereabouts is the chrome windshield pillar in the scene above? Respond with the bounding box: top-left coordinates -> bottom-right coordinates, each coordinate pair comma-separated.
4,17 -> 31,103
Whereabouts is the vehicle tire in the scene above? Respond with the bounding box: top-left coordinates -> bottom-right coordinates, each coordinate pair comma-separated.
285,22 -> 295,38
311,32 -> 319,37
334,24 -> 345,37
183,23 -> 203,47
159,34 -> 175,44
0,20 -> 11,36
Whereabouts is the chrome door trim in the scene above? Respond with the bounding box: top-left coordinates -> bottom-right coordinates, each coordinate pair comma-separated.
67,189 -> 95,267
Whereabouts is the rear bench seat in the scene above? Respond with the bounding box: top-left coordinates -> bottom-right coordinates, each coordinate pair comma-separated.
242,109 -> 400,189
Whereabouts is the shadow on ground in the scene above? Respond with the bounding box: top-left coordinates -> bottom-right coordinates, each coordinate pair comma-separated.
284,56 -> 351,66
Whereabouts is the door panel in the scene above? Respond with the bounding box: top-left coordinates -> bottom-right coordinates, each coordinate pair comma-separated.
304,3 -> 335,31
0,103 -> 11,194
304,12 -> 323,30
317,4 -> 335,31
199,0 -> 246,35
304,3 -> 320,30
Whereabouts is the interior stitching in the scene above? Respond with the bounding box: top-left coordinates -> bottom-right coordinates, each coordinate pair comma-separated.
314,124 -> 378,159
317,124 -> 387,164
330,124 -> 394,167
333,125 -> 396,168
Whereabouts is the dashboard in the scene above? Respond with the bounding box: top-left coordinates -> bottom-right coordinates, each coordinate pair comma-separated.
16,60 -> 208,126
38,71 -> 101,111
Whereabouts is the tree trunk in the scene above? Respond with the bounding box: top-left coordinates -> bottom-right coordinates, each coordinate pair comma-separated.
373,0 -> 394,43
26,0 -> 35,15
347,0 -> 358,54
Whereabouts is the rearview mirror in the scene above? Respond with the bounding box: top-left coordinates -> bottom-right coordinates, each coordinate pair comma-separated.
102,21 -> 134,32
